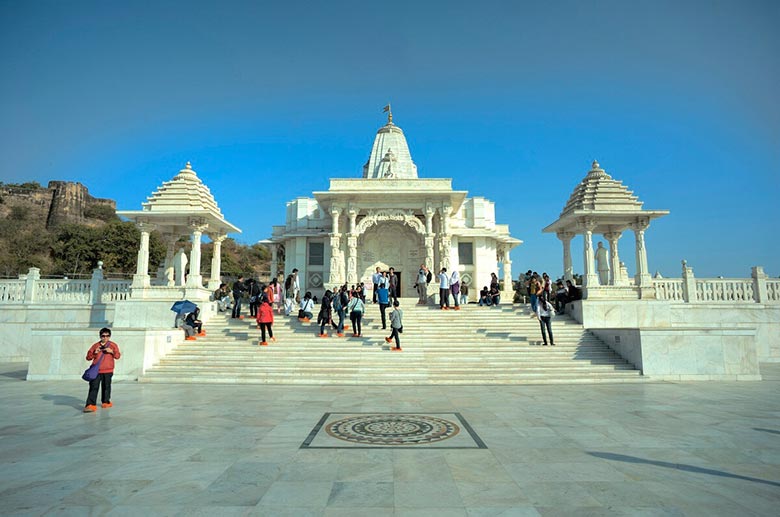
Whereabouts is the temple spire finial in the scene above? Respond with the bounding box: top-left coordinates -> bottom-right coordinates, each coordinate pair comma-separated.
383,103 -> 393,124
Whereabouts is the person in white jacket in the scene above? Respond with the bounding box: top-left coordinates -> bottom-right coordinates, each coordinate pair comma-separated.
535,295 -> 555,346
438,268 -> 450,310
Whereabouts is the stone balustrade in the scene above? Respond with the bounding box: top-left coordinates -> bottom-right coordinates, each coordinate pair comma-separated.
0,267 -> 131,305
653,264 -> 777,304
0,280 -> 26,302
651,279 -> 684,301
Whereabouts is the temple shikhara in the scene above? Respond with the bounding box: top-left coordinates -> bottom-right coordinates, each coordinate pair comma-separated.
268,107 -> 521,301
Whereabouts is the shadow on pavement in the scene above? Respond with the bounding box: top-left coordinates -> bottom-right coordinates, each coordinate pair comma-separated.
588,451 -> 780,488
41,394 -> 84,411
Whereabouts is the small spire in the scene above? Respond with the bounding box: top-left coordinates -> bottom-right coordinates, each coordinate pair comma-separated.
185,161 -> 192,169
383,103 -> 393,124
592,160 -> 600,169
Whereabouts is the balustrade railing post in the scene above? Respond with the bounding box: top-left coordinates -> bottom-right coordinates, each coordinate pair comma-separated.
752,266 -> 767,303
90,266 -> 104,305
681,260 -> 696,303
23,267 -> 40,304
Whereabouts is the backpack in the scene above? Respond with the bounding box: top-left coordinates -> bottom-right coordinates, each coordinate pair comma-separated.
426,271 -> 433,284
332,292 -> 342,311
284,275 -> 293,291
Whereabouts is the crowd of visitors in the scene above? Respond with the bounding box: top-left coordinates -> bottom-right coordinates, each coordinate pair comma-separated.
210,264 -> 583,351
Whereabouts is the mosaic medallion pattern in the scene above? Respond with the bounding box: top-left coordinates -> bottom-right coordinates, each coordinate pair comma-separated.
325,414 -> 460,445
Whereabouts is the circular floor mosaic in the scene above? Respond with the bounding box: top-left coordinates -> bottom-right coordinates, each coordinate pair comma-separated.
325,414 -> 460,445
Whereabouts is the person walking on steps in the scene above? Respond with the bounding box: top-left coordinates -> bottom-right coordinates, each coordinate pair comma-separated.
535,294 -> 555,346
372,267 -> 383,304
385,300 -> 403,351
377,282 -> 390,330
416,264 -> 428,305
256,296 -> 275,346
317,290 -> 333,337
438,267 -> 450,310
347,290 -> 365,337
332,285 -> 348,337
83,328 -> 121,413
387,267 -> 399,304
232,276 -> 246,319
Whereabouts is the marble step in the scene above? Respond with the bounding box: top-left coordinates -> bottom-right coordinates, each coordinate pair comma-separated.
143,304 -> 640,385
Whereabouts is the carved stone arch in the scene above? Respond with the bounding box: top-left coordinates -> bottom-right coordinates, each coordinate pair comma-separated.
354,209 -> 425,236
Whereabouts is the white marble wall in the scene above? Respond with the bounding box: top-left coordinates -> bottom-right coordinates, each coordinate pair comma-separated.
591,327 -> 760,380
570,300 -> 780,362
28,327 -> 183,381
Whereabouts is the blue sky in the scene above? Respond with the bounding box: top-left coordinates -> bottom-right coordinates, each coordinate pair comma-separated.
1,0 -> 778,278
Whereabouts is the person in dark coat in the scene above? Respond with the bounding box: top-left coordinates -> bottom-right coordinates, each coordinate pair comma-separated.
317,290 -> 333,337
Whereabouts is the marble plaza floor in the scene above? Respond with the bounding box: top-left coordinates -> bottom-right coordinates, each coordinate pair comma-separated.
1,363 -> 779,516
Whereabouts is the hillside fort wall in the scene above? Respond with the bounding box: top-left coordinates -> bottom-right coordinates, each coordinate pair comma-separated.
0,181 -> 115,227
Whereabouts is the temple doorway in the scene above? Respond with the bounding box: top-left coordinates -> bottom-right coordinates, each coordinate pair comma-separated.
358,222 -> 422,295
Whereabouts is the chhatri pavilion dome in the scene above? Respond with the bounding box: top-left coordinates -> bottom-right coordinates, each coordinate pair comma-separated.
269,108 -> 521,301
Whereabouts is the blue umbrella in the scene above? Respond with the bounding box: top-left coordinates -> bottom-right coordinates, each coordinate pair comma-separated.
171,300 -> 197,314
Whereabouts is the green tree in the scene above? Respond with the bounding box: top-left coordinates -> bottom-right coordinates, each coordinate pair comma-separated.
51,224 -> 99,277
84,203 -> 118,222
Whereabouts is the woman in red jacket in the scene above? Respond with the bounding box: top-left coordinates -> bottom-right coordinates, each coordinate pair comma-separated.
256,296 -> 275,346
84,327 -> 121,413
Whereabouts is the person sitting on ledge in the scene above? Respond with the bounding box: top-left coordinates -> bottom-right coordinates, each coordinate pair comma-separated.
479,286 -> 491,306
299,291 -> 314,322
185,307 -> 204,337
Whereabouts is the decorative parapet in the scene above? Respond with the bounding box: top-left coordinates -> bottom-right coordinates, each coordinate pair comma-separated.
652,263 -> 777,304
0,267 -> 132,305
653,279 -> 684,301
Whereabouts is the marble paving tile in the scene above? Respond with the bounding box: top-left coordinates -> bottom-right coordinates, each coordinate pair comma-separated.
394,480 -> 464,508
258,480 -> 333,507
456,482 -> 530,507
466,508 -> 542,517
326,481 -> 394,507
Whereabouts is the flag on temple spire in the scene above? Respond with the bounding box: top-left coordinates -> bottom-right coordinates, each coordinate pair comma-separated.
382,104 -> 391,112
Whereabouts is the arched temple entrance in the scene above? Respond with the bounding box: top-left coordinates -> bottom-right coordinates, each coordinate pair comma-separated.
358,221 -> 424,296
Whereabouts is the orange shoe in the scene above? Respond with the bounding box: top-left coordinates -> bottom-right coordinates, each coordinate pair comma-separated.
318,333 -> 329,338
303,317 -> 311,322
238,316 -> 244,320
343,325 -> 350,330
441,307 -> 448,310
101,402 -> 113,408
391,347 -> 402,352
454,306 -> 460,311
83,405 -> 97,413
185,336 -> 197,341
337,333 -> 345,337
385,337 -> 392,343
198,331 -> 206,336
260,341 -> 269,346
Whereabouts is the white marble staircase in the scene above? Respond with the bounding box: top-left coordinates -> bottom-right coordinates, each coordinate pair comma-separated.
140,299 -> 644,385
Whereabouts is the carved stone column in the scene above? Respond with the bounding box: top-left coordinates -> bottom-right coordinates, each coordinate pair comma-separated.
424,206 -> 435,269
438,205 -> 451,271
346,208 -> 358,284
580,219 -> 598,288
499,245 -> 513,300
604,231 -> 622,285
208,234 -> 227,290
631,219 -> 652,288
270,244 -> 278,280
557,231 -> 574,283
328,233 -> 344,285
132,221 -> 154,289
186,220 -> 208,288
